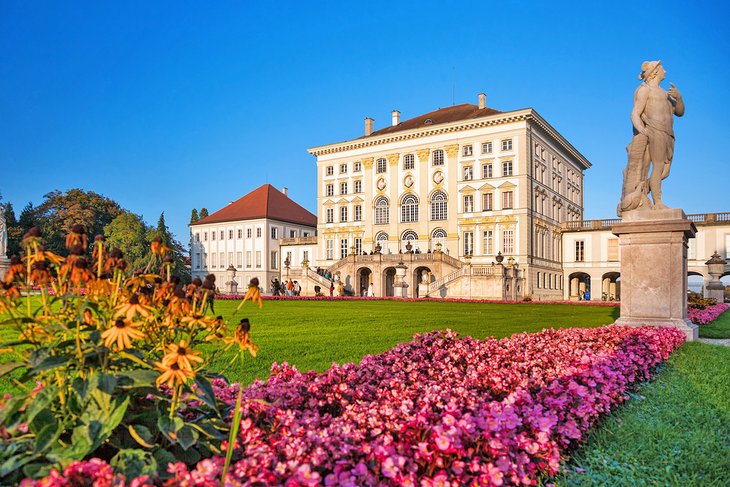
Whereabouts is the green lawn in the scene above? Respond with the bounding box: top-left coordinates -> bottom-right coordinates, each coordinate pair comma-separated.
554,341 -> 730,486
698,309 -> 730,339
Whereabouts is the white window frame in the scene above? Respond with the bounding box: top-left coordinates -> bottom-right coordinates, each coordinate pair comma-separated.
400,195 -> 419,223
430,191 -> 447,220
501,139 -> 513,151
432,149 -> 444,166
482,142 -> 492,154
326,208 -> 334,223
462,145 -> 473,157
463,195 -> 474,213
375,197 -> 389,225
403,154 -> 415,170
376,158 -> 387,173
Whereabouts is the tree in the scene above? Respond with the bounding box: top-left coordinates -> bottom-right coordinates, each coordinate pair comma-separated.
104,212 -> 151,272
190,209 -> 199,224
152,212 -> 189,283
34,189 -> 123,254
1,202 -> 21,257
199,208 -> 209,219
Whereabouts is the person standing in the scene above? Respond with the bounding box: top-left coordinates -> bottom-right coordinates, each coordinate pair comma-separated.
367,281 -> 374,297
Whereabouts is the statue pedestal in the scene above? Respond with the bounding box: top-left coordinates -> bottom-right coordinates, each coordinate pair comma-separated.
612,208 -> 698,340
0,256 -> 8,281
418,283 -> 429,298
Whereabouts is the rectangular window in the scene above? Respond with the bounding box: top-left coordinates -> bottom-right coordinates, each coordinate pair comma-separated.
195,252 -> 201,269
220,231 -> 224,240
340,182 -> 348,195
340,206 -> 348,222
355,238 -> 362,255
575,240 -> 585,262
326,166 -> 333,176
326,184 -> 334,197
326,239 -> 334,260
303,250 -> 309,261
194,233 -> 200,242
270,227 -> 278,239
340,238 -> 348,258
354,161 -> 362,172
326,208 -> 334,223
354,180 -> 362,193
463,195 -> 474,213
271,251 -> 278,270
219,252 -> 225,268
463,231 -> 474,256
236,252 -> 242,268
482,142 -> 492,154
237,229 -> 242,239
483,192 -> 493,211
228,230 -> 233,239
403,154 -> 415,170
432,150 -> 444,166
462,145 -> 473,157
502,229 -> 514,254
247,228 -> 252,238
482,163 -> 493,179
246,251 -> 251,268
463,166 -> 473,180
255,251 -> 261,268
502,161 -> 513,176
608,238 -> 619,261
211,253 -> 217,269
354,205 -> 362,221
228,252 -> 233,268
286,251 -> 292,265
483,230 -> 494,255
203,232 -> 207,241
376,158 -> 387,173
501,139 -> 513,151
289,230 -> 296,238
502,191 -> 514,209
256,228 -> 261,238
211,231 -> 216,241
340,163 -> 347,174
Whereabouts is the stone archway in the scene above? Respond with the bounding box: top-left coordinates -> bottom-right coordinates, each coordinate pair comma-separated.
568,272 -> 591,300
412,266 -> 433,298
357,267 -> 373,297
383,267 -> 396,297
601,272 -> 621,301
687,271 -> 705,297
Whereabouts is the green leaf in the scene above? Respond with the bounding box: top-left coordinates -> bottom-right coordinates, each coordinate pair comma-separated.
24,385 -> 58,425
117,369 -> 158,388
187,421 -> 226,440
0,362 -> 24,378
157,415 -> 184,444
193,375 -> 219,413
176,425 -> 199,451
0,396 -> 24,425
118,351 -> 153,369
110,448 -> 157,480
128,424 -> 155,449
72,374 -> 99,403
34,422 -> 60,452
97,373 -> 117,394
0,453 -> 38,477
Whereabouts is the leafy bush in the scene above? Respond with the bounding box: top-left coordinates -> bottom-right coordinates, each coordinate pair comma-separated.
0,226 -> 258,484
688,295 -> 717,310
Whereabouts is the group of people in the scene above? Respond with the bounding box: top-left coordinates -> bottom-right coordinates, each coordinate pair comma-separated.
270,278 -> 301,296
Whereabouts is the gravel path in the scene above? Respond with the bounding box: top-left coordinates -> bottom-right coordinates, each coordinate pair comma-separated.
697,338 -> 730,347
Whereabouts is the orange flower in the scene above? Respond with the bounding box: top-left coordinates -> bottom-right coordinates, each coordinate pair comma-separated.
114,294 -> 154,321
65,224 -> 88,252
241,278 -> 263,308
3,256 -> 25,283
181,314 -> 215,330
228,318 -> 258,357
150,236 -> 170,256
155,361 -> 195,388
29,261 -> 53,285
101,318 -> 145,349
161,340 -> 204,371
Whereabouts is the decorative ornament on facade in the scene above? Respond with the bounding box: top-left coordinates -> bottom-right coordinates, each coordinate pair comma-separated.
362,157 -> 374,169
387,153 -> 400,166
416,148 -> 431,163
444,144 -> 459,158
432,171 -> 444,184
495,251 -> 504,264
404,174 -> 415,188
377,178 -> 387,191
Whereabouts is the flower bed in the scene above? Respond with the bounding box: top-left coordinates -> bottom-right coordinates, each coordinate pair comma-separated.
688,303 -> 729,325
24,325 -> 684,486
215,294 -> 619,306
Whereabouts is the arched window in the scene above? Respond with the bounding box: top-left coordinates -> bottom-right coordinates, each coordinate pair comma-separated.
402,230 -> 418,241
432,228 -> 447,239
401,194 -> 419,223
403,154 -> 415,170
375,232 -> 389,241
430,191 -> 447,220
375,197 -> 389,225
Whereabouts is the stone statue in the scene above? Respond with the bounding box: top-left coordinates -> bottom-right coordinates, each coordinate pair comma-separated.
420,269 -> 430,284
618,60 -> 684,215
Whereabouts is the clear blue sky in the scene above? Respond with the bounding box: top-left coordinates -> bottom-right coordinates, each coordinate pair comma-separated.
2,0 -> 729,243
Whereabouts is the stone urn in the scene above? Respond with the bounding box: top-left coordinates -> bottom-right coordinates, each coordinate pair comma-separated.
705,250 -> 726,303
495,251 -> 504,264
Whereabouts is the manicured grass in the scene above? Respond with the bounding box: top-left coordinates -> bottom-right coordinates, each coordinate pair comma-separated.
698,308 -> 730,338
0,299 -> 619,393
553,342 -> 730,486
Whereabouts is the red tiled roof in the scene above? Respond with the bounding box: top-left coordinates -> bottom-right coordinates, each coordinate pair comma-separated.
191,184 -> 317,227
368,104 -> 502,137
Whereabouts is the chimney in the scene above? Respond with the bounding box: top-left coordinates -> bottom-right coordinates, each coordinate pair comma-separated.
282,187 -> 288,197
391,110 -> 400,126
365,117 -> 374,136
478,93 -> 487,109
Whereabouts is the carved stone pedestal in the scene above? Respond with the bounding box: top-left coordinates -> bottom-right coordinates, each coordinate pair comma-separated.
612,209 -> 698,341
0,256 -> 8,281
